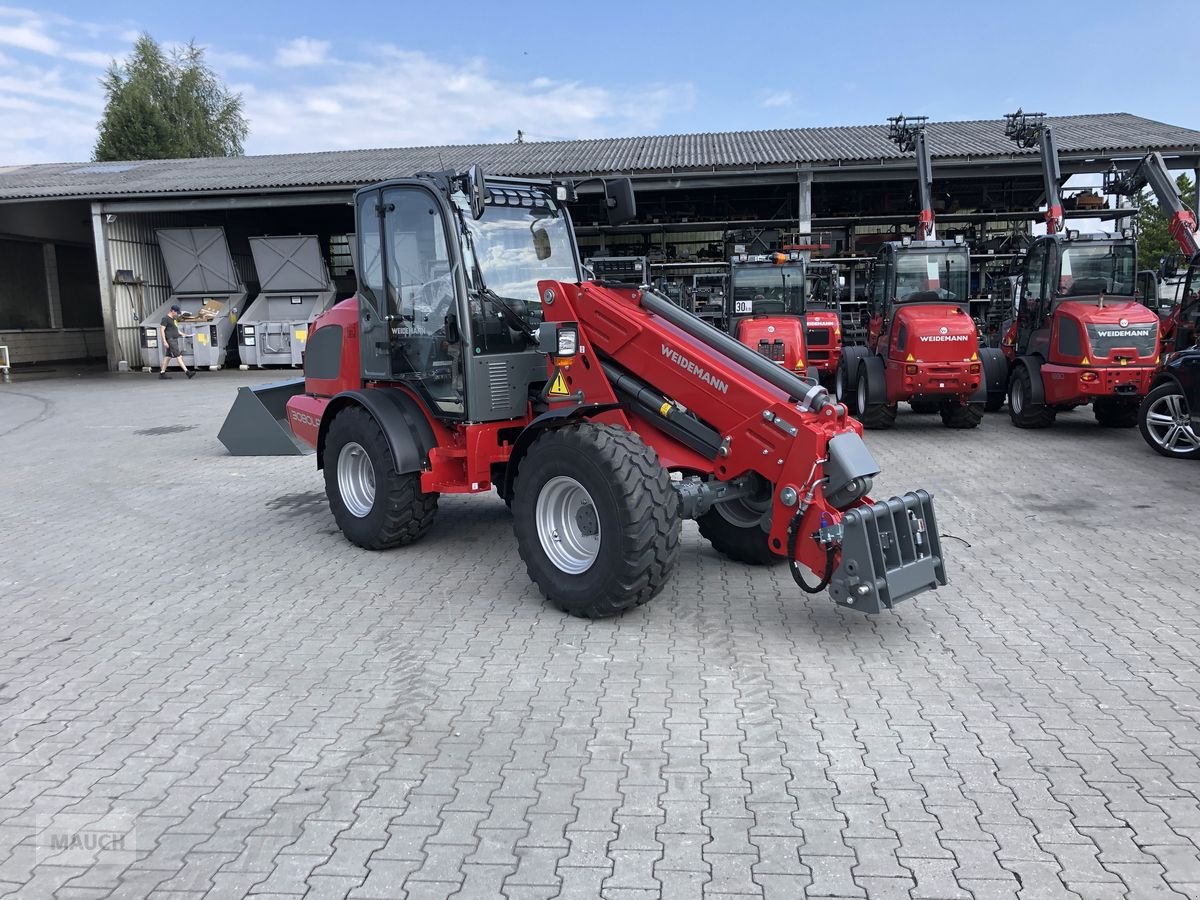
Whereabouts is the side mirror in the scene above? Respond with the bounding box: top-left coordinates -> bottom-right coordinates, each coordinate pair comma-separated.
467,165 -> 487,220
603,178 -> 636,226
532,227 -> 552,261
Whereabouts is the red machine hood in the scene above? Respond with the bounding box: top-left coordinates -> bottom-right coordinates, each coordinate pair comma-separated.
893,304 -> 979,362
1056,298 -> 1157,327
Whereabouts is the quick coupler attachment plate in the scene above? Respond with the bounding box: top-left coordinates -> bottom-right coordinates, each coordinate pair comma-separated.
827,490 -> 946,613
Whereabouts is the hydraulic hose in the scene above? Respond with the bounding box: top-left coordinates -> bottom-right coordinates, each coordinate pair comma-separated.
786,506 -> 837,594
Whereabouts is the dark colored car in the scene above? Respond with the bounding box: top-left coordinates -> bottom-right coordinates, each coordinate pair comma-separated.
1138,346 -> 1200,459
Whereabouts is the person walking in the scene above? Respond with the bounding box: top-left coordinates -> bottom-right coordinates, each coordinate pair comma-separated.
159,304 -> 195,380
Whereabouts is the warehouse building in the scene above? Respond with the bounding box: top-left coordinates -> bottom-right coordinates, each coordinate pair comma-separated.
0,112 -> 1197,370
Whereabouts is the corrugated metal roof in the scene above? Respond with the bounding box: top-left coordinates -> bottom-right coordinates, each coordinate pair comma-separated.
2,113 -> 1198,202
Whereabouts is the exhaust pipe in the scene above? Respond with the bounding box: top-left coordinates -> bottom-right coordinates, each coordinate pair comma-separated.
638,287 -> 830,408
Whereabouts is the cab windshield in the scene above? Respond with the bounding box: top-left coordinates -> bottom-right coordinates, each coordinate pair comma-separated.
730,263 -> 805,316
895,250 -> 969,302
1060,243 -> 1135,296
456,194 -> 579,324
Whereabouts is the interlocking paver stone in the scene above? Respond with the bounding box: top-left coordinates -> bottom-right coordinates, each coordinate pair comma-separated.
5,372 -> 1200,899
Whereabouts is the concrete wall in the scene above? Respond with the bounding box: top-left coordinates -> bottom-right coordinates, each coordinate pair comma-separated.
0,329 -> 105,365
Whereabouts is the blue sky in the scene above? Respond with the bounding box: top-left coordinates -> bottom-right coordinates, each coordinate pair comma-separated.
4,0 -> 1198,164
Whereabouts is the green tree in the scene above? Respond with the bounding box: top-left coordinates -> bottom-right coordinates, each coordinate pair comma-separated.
94,34 -> 248,161
1135,172 -> 1197,271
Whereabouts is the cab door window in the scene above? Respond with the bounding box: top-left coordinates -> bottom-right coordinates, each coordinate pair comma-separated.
380,186 -> 464,416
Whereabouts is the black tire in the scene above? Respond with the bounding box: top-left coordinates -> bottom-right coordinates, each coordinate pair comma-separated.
834,352 -> 856,406
512,423 -> 680,618
1138,382 -> 1200,459
984,392 -> 1005,412
909,399 -> 940,414
324,407 -> 439,550
856,364 -> 896,429
697,494 -> 781,566
1093,399 -> 1138,428
940,400 -> 984,429
1007,366 -> 1056,429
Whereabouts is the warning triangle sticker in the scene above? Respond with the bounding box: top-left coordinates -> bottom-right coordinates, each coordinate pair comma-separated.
548,370 -> 570,396
906,353 -> 915,362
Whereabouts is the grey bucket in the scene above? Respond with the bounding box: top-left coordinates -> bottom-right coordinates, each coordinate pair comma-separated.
218,379 -> 309,456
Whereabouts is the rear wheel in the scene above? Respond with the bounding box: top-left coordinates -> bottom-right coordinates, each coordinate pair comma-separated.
1138,383 -> 1200,459
512,423 -> 680,618
1008,367 -> 1056,429
909,399 -> 940,414
940,400 -> 984,429
856,364 -> 896,429
1093,398 -> 1138,428
324,407 -> 438,549
835,354 -> 855,405
697,488 -> 780,566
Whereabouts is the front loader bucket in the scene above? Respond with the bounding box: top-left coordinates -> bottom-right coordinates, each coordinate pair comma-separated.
218,378 -> 308,456
828,490 -> 946,613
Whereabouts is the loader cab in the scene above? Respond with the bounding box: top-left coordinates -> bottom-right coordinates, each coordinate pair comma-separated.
353,172 -> 635,423
1012,232 -> 1142,360
1168,258 -> 1200,352
868,240 -> 970,321
726,253 -> 806,322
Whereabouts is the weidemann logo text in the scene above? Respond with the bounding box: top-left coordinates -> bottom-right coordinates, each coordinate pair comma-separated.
661,345 -> 729,394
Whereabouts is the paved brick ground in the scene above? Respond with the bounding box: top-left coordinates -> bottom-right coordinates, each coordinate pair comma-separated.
1,370 -> 1199,899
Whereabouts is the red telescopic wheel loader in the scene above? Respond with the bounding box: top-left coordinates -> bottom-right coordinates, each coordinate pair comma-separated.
220,168 -> 946,618
999,111 -> 1160,429
834,116 -> 1005,428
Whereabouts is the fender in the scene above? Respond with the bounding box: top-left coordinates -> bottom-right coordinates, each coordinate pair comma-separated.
859,354 -> 888,405
836,346 -> 868,399
1014,355 -> 1046,406
501,403 -> 619,501
976,347 -> 1008,402
317,388 -> 438,473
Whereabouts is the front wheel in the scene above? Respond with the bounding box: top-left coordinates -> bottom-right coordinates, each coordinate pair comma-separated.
1008,367 -> 1056,429
856,364 -> 896,429
512,423 -> 681,618
323,407 -> 439,549
1138,383 -> 1200,459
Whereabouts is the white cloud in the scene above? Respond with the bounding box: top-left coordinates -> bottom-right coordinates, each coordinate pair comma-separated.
0,12 -> 693,164
274,37 -> 330,68
244,46 -> 694,153
0,22 -> 57,55
761,91 -> 792,109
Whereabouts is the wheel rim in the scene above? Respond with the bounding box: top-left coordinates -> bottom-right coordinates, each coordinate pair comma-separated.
835,363 -> 846,400
1010,377 -> 1024,414
856,371 -> 867,414
1144,392 -> 1200,454
337,441 -> 376,518
535,476 -> 601,574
